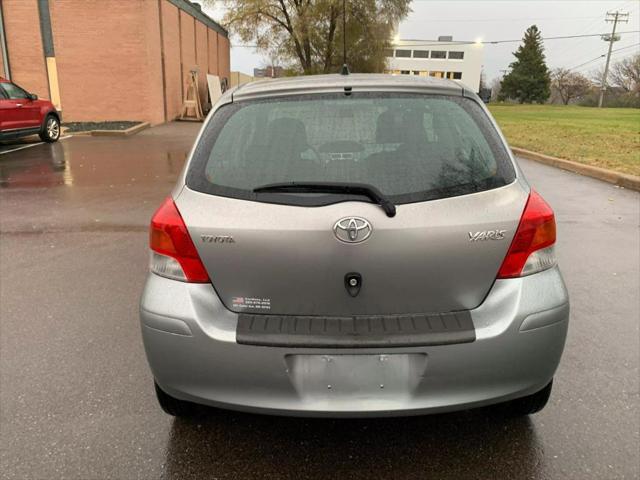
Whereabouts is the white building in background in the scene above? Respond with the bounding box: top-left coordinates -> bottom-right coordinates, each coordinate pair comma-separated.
385,36 -> 484,92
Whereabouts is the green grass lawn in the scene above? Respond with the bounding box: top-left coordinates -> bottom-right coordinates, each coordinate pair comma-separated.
488,104 -> 640,176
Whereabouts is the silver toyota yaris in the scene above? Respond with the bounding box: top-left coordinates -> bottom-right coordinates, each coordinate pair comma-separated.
140,74 -> 569,417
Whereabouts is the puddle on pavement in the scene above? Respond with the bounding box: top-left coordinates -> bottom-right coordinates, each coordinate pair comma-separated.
0,129 -> 192,190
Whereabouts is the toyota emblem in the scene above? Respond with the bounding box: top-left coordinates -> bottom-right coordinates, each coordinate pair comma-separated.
333,217 -> 372,243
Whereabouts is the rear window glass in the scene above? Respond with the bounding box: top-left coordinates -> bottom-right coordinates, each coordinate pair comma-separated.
187,93 -> 515,205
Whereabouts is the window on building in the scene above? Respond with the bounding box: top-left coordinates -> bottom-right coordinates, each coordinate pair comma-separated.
413,50 -> 429,58
400,70 -> 411,75
431,51 -> 446,59
384,49 -> 394,57
429,71 -> 445,78
452,72 -> 462,79
448,51 -> 464,60
395,50 -> 411,58
412,71 -> 422,75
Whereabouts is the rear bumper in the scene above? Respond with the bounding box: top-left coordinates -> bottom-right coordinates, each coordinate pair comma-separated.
139,267 -> 569,417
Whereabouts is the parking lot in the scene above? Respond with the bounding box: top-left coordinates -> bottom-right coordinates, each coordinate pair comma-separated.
1,122 -> 638,479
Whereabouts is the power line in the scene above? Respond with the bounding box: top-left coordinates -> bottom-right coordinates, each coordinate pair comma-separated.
612,42 -> 640,54
398,30 -> 640,48
569,57 -> 603,71
568,42 -> 639,71
615,0 -> 640,13
414,16 -> 602,23
232,30 -> 640,49
550,3 -> 637,70
550,9 -> 612,61
576,44 -> 640,72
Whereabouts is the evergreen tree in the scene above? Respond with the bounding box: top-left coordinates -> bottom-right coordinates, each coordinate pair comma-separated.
499,25 -> 551,103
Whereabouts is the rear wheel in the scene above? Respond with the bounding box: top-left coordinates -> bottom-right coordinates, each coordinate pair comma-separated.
39,114 -> 60,143
154,382 -> 198,417
501,380 -> 553,416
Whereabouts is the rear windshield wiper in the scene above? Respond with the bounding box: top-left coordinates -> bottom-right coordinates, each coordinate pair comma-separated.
253,182 -> 396,218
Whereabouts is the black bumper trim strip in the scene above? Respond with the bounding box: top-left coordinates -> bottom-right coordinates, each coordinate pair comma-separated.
236,311 -> 475,348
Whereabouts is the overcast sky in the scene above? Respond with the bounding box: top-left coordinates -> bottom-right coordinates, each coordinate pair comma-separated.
205,0 -> 640,81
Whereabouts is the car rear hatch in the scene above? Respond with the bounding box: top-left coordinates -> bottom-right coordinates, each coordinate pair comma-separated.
177,88 -> 525,317
176,182 -> 526,316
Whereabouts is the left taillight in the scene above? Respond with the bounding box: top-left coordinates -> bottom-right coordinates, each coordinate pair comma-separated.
149,197 -> 210,283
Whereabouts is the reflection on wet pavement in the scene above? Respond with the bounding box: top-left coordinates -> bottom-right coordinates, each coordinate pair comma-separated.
0,132 -> 187,190
0,141 -> 68,188
0,123 -> 194,235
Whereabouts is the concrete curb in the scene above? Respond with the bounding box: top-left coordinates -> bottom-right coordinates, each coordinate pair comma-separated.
512,147 -> 640,192
90,122 -> 150,137
60,128 -> 90,136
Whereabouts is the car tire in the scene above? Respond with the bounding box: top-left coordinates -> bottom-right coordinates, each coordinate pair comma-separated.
501,380 -> 553,416
39,114 -> 60,143
154,382 -> 199,417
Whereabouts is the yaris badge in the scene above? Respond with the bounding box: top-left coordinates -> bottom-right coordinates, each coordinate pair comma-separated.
333,217 -> 372,243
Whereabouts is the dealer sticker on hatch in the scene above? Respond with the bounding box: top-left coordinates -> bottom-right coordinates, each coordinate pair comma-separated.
232,297 -> 271,311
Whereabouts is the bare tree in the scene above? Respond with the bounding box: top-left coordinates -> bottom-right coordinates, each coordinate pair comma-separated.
609,54 -> 640,93
551,68 -> 592,105
490,77 -> 502,102
588,66 -> 604,87
209,0 -> 411,74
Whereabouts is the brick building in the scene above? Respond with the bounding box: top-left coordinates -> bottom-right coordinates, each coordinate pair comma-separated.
0,0 -> 230,124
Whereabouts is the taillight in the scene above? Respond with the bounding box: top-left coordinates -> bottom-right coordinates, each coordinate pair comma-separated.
149,197 -> 209,283
497,190 -> 557,278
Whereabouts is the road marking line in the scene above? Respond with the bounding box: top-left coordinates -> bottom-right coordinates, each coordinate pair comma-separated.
0,135 -> 72,156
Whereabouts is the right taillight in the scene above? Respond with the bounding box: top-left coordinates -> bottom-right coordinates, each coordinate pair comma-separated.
497,190 -> 557,278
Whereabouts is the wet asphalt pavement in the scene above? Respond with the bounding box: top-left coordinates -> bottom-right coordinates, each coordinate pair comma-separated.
0,122 -> 638,479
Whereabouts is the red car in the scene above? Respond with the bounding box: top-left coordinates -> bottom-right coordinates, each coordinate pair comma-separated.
0,77 -> 61,143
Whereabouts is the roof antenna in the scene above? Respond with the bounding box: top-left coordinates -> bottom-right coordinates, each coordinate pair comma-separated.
340,0 -> 350,75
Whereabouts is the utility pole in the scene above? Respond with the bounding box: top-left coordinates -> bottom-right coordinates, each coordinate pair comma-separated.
598,10 -> 629,108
